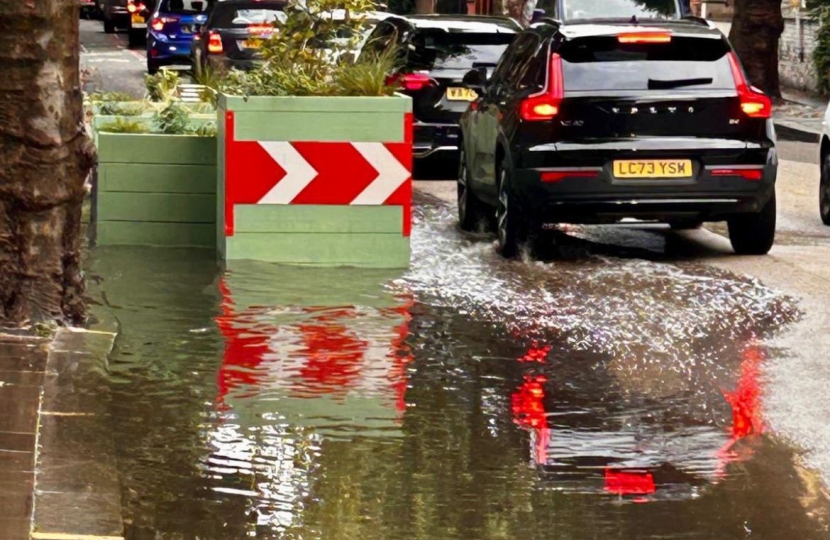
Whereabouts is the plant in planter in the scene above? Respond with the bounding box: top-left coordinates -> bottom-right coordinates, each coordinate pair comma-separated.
210,0 -> 413,268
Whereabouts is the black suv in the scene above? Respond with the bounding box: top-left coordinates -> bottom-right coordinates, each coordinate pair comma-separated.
458,19 -> 776,257
361,15 -> 520,173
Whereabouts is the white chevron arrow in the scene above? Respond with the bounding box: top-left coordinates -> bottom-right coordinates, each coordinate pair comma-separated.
257,141 -> 318,204
350,143 -> 410,205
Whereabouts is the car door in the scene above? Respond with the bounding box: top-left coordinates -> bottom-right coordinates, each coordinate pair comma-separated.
472,33 -> 540,199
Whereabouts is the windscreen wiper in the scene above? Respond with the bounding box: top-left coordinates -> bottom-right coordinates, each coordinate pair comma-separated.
648,77 -> 714,89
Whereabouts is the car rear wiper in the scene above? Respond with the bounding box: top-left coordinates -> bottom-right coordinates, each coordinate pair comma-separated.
648,77 -> 714,90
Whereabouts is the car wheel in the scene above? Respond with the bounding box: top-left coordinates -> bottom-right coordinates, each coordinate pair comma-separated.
727,191 -> 776,255
820,153 -> 830,225
127,28 -> 144,48
147,59 -> 160,74
457,148 -> 491,232
496,166 -> 528,258
104,16 -> 115,33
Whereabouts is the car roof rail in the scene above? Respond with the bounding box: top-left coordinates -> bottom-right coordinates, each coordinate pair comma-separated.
681,15 -> 715,28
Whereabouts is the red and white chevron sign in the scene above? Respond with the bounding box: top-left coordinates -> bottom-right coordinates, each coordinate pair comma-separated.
224,111 -> 413,237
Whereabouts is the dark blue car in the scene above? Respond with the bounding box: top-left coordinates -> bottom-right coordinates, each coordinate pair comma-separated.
147,0 -> 211,73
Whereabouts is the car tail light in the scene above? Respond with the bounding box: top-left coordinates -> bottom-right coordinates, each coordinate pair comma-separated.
386,72 -> 435,91
127,0 -> 146,13
711,168 -> 764,181
208,31 -> 223,54
151,16 -> 177,31
617,31 -> 672,44
727,52 -> 772,119
520,53 -> 564,122
540,169 -> 599,183
247,24 -> 274,37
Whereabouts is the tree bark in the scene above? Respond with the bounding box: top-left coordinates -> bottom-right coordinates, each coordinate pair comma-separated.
0,0 -> 95,326
729,0 -> 785,98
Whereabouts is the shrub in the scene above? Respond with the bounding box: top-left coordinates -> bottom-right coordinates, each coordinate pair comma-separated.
212,0 -> 399,98
145,69 -> 181,102
98,118 -> 150,133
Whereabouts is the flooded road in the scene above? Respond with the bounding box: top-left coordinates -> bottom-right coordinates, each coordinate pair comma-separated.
85,193 -> 829,540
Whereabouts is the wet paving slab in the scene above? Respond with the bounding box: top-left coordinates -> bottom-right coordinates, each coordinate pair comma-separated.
77,194 -> 830,539
0,337 -> 48,540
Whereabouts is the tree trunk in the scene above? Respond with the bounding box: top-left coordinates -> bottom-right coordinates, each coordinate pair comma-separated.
0,0 -> 95,326
729,0 -> 785,98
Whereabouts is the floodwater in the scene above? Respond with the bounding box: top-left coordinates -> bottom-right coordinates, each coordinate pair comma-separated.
84,195 -> 830,540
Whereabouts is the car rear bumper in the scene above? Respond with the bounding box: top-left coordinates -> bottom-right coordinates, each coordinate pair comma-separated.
512,142 -> 777,223
148,36 -> 193,62
413,122 -> 460,159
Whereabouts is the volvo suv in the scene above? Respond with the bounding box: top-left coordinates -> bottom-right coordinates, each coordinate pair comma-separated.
458,18 -> 777,257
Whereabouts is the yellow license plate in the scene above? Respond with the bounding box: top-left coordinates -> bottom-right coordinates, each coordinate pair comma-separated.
243,39 -> 262,49
131,13 -> 145,23
446,87 -> 478,101
613,159 -> 693,179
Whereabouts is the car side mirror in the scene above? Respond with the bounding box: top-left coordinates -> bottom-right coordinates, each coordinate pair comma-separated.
462,67 -> 488,92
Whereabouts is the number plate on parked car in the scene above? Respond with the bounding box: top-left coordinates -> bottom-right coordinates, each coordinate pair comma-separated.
131,13 -> 145,25
613,159 -> 693,178
446,87 -> 478,101
239,39 -> 262,50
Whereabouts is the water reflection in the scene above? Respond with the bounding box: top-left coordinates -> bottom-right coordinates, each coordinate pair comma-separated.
84,195 -> 830,540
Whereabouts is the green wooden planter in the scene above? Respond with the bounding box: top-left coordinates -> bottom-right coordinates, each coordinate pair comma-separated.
217,93 -> 413,268
93,113 -> 216,131
95,132 -> 217,247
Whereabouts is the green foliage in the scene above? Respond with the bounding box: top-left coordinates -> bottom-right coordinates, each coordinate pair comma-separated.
209,0 -> 398,97
816,21 -> 830,93
191,121 -> 218,138
96,101 -> 147,116
145,69 -> 181,102
335,48 -> 400,96
98,118 -> 151,133
153,101 -> 192,134
89,91 -> 135,103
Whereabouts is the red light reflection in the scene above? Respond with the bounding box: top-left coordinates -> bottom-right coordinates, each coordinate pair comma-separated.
603,469 -> 656,496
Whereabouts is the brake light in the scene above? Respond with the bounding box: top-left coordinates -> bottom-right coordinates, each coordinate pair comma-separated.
520,53 -> 564,122
711,168 -> 764,181
386,72 -> 435,91
617,31 -> 672,44
151,16 -> 177,31
540,169 -> 599,183
247,24 -> 273,37
728,52 -> 772,119
208,31 -> 223,54
127,0 -> 145,13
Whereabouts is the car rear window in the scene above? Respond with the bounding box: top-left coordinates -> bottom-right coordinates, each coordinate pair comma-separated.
159,0 -> 208,13
211,2 -> 286,27
559,36 -> 734,92
407,29 -> 516,71
561,0 -> 679,20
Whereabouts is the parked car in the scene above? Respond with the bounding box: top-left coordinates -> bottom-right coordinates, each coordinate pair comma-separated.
148,0 -> 212,73
820,104 -> 830,225
360,15 -> 520,172
190,0 -> 287,76
101,0 -> 129,34
458,18 -> 777,257
536,0 -> 682,22
126,0 -> 157,48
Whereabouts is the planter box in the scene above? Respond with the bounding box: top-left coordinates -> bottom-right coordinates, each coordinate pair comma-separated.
93,114 -> 216,131
95,132 -> 217,247
217,93 -> 413,268
91,101 -> 215,116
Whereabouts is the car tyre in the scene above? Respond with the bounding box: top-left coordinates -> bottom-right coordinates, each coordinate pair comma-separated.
727,192 -> 776,255
820,153 -> 830,225
103,16 -> 115,33
147,59 -> 160,74
496,166 -> 528,258
457,147 -> 491,232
